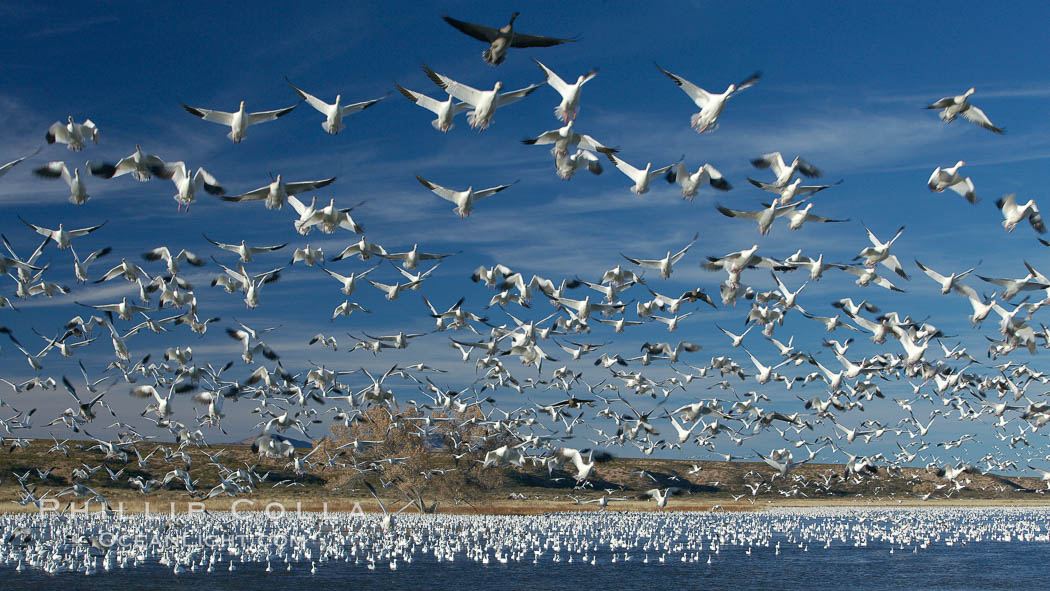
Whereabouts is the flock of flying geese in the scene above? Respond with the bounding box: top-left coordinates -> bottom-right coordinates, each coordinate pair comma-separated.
0,10 -> 1048,528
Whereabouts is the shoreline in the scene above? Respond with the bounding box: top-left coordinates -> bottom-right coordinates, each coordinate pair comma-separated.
7,495 -> 1050,516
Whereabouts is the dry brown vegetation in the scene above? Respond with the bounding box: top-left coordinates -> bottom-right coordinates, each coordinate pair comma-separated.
3,436 -> 1050,515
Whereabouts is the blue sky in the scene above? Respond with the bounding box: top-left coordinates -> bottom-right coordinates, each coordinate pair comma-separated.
2,1 -> 1050,475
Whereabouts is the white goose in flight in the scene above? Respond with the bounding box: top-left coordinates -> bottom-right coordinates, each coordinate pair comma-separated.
182,100 -> 298,142
654,63 -> 759,133
783,203 -> 849,231
286,79 -> 386,135
666,160 -> 730,200
555,149 -> 603,180
996,194 -> 1045,233
521,121 -> 616,157
321,263 -> 380,296
856,225 -> 910,279
33,161 -> 90,205
416,175 -> 517,217
422,64 -> 542,130
19,216 -> 106,250
620,233 -> 698,280
394,83 -> 470,132
716,198 -> 797,236
203,235 -> 287,262
750,152 -> 823,189
928,161 -> 978,204
748,177 -> 840,205
380,244 -> 458,270
46,116 -> 98,151
220,174 -> 336,210
0,148 -> 41,178
607,153 -> 672,194
926,88 -> 1003,134
87,145 -> 165,182
533,58 -> 597,122
914,259 -> 978,295
150,162 -> 225,212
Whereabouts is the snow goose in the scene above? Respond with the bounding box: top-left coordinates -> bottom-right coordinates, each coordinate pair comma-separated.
87,145 -> 165,182
607,153 -> 672,194
926,88 -> 1003,133
750,152 -> 822,188
286,79 -> 385,134
855,225 -> 910,279
70,245 -> 111,283
533,58 -> 596,122
33,161 -> 90,204
149,161 -> 225,212
368,278 -> 421,301
644,487 -> 682,509
422,64 -> 542,130
783,203 -> 849,231
976,266 -> 1049,300
290,244 -> 324,266
748,177 -> 840,205
928,161 -> 978,204
716,324 -> 753,347
715,198 -> 797,235
320,263 -> 379,296
914,259 -> 978,295
996,194 -> 1045,233
841,265 -> 905,292
210,260 -> 284,309
666,160 -> 730,200
96,258 -> 151,283
203,235 -> 287,262
182,100 -> 298,142
416,174 -> 518,217
442,12 -> 576,66
141,246 -> 205,276
332,236 -> 387,261
221,174 -> 336,210
394,83 -> 470,132
46,116 -> 98,151
621,233 -> 697,280
19,216 -> 106,249
654,64 -> 759,133
76,296 -> 150,320
521,121 -> 616,157
380,244 -> 458,270
555,149 -> 603,180
0,147 -> 41,178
